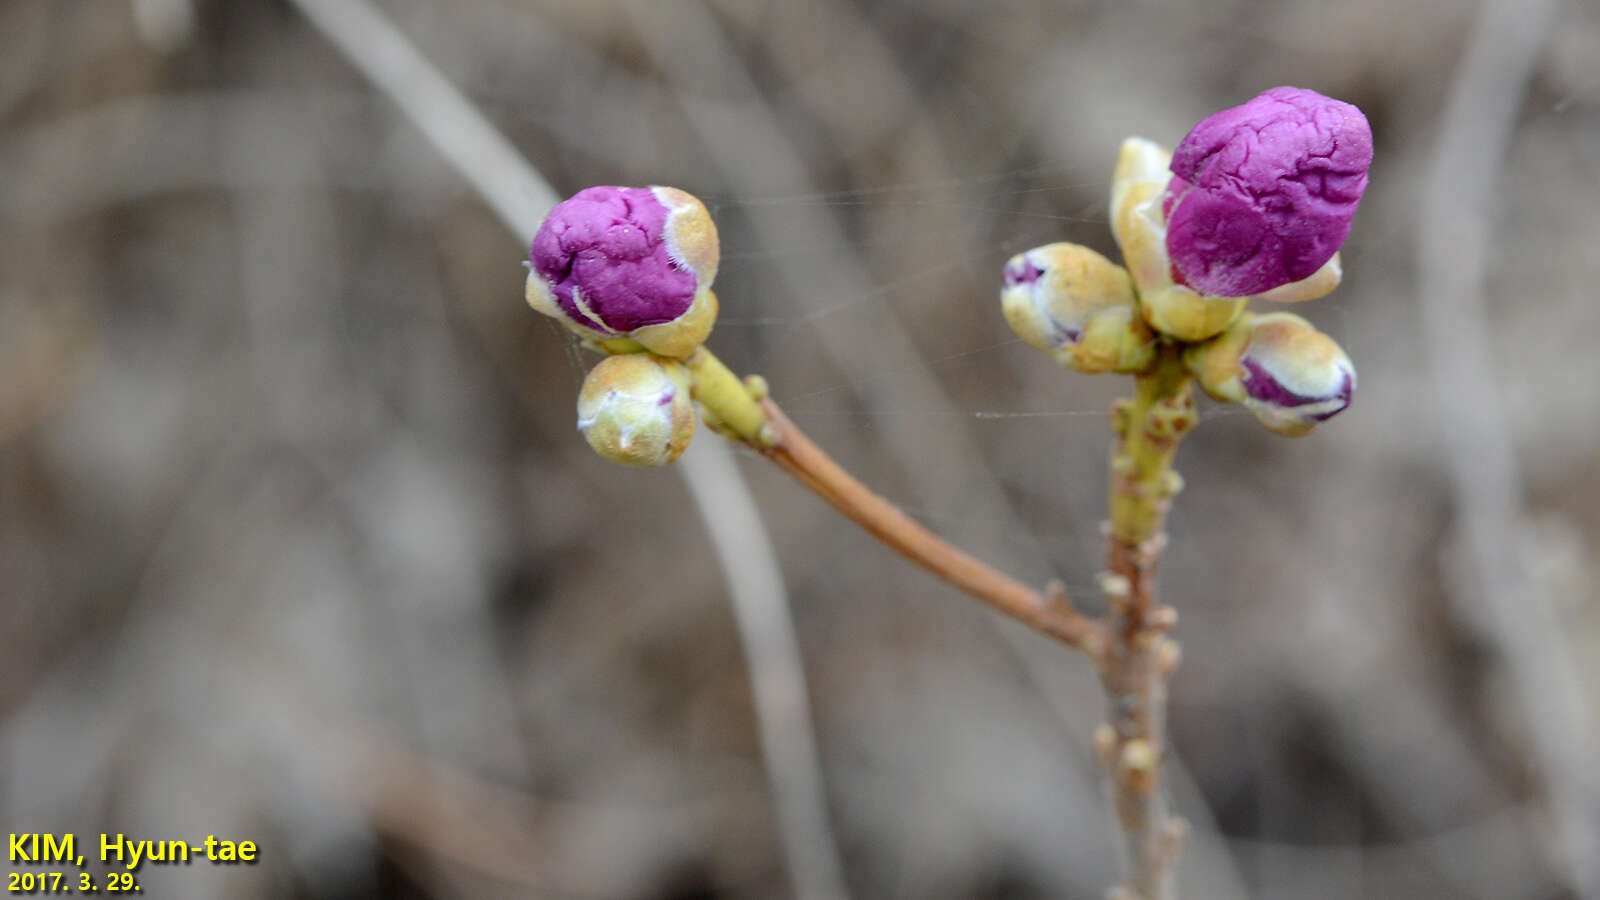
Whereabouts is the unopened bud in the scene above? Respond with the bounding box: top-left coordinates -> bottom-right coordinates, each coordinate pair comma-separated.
1164,87 -> 1371,298
576,354 -> 695,466
1155,638 -> 1182,678
1186,312 -> 1355,436
1093,724 -> 1119,769
528,185 -> 719,358
1118,738 -> 1159,792
1000,242 -> 1154,373
1108,91 -> 1368,342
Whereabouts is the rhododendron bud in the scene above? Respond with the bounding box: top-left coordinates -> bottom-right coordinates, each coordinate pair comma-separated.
527,185 -> 719,358
1001,243 -> 1154,373
576,354 -> 695,466
1185,312 -> 1355,436
1164,87 -> 1372,298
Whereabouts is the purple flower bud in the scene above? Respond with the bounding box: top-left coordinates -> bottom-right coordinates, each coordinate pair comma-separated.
1186,312 -> 1355,436
527,186 -> 719,358
1164,87 -> 1372,297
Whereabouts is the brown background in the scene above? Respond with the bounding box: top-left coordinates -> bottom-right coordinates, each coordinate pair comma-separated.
2,0 -> 1598,897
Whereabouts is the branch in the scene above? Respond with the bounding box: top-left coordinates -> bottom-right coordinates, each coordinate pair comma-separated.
757,398 -> 1105,656
1096,349 -> 1193,900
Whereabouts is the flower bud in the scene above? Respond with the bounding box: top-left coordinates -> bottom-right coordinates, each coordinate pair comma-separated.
1164,86 -> 1371,298
1001,242 -> 1154,373
527,185 -> 720,358
576,354 -> 695,466
1185,312 -> 1355,436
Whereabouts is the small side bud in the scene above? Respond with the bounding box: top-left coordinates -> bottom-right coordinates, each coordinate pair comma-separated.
1156,638 -> 1182,679
1185,312 -> 1356,436
1117,738 -> 1159,793
1146,605 -> 1179,631
1000,242 -> 1154,373
1097,571 -> 1132,600
528,185 -> 720,358
576,354 -> 695,466
1093,724 -> 1119,769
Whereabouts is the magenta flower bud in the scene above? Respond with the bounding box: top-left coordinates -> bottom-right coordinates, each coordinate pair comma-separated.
1164,87 -> 1372,297
527,185 -> 719,358
1185,312 -> 1356,436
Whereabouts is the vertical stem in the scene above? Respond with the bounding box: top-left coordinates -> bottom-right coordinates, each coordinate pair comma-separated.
1107,348 -> 1193,547
1099,345 -> 1193,900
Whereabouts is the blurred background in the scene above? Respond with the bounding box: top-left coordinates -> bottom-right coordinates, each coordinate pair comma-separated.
3,0 -> 1598,897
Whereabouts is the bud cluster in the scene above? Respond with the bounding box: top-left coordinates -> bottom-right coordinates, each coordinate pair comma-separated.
999,86 -> 1371,436
526,184 -> 726,466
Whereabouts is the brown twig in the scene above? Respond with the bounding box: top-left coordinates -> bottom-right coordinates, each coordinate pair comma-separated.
1099,535 -> 1187,900
761,364 -> 1192,898
1096,348 -> 1193,899
758,397 -> 1104,656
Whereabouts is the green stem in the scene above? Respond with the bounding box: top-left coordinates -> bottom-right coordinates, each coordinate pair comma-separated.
1100,342 -> 1195,900
1109,345 -> 1196,546
684,347 -> 773,445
